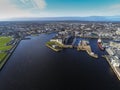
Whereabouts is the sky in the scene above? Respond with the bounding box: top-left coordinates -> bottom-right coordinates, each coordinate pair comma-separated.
0,0 -> 120,20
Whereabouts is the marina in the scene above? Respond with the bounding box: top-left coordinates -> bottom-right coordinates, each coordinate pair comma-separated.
0,33 -> 120,90
46,36 -> 98,58
103,55 -> 120,80
46,34 -> 120,81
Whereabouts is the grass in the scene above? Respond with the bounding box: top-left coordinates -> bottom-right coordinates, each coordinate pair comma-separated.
46,41 -> 63,47
0,36 -> 12,62
46,41 -> 63,51
0,36 -> 12,45
0,53 -> 7,63
0,46 -> 12,51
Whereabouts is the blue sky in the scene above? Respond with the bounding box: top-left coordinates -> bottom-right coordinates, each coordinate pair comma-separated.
0,0 -> 120,19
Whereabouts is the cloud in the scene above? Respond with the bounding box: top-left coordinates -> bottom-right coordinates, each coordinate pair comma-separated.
109,4 -> 120,9
19,0 -> 47,10
0,0 -> 47,19
103,4 -> 120,16
32,0 -> 47,9
85,4 -> 120,16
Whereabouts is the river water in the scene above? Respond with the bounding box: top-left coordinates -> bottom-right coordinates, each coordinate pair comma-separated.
0,33 -> 120,90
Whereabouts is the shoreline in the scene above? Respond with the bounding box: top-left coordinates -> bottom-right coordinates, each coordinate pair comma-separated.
86,50 -> 98,58
103,55 -> 120,80
46,44 -> 61,52
77,45 -> 98,58
0,39 -> 21,70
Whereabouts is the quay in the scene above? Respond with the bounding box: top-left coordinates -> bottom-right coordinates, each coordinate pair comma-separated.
77,41 -> 98,58
46,38 -> 98,58
0,39 -> 21,70
63,45 -> 73,48
46,44 -> 61,52
46,41 -> 63,52
103,55 -> 120,80
79,36 -> 112,39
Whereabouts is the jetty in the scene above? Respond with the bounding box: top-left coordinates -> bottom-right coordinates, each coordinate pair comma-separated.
103,55 -> 120,80
77,40 -> 98,58
46,38 -> 98,58
46,41 -> 63,52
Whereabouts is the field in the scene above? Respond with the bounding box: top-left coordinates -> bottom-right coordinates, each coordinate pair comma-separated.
46,41 -> 63,52
46,41 -> 63,47
0,36 -> 12,62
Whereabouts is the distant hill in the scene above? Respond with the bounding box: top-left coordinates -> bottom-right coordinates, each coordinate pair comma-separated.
5,16 -> 120,22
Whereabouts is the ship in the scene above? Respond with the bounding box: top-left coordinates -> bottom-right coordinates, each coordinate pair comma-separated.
97,38 -> 105,50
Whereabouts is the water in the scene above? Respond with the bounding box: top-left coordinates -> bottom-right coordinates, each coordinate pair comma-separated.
0,33 -> 120,90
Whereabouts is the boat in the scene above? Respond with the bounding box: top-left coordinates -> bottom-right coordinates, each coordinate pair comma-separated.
97,38 -> 105,50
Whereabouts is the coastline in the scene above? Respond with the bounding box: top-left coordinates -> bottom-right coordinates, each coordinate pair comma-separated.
0,39 -> 21,70
86,50 -> 98,58
77,45 -> 98,58
46,44 -> 61,52
104,55 -> 120,80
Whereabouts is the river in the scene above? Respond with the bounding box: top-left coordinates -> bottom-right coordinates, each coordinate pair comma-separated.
0,33 -> 120,90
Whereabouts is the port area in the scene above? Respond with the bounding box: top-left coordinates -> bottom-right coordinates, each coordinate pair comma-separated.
46,38 -> 98,58
103,55 -> 120,80
46,41 -> 63,52
0,36 -> 20,70
77,40 -> 98,58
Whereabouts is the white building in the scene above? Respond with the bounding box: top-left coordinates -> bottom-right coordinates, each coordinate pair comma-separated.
110,42 -> 120,49
111,56 -> 120,67
106,47 -> 114,55
116,28 -> 120,35
50,39 -> 63,45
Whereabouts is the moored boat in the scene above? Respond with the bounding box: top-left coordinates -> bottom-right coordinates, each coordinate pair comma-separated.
97,38 -> 105,50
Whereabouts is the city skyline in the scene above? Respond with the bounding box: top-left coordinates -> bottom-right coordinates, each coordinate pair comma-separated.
1,0 -> 120,20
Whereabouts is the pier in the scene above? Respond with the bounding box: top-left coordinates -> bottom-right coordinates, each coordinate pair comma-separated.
46,38 -> 98,58
103,55 -> 120,80
77,40 -> 98,58
46,41 -> 63,52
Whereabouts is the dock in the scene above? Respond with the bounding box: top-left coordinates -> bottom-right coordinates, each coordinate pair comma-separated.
77,40 -> 98,58
46,41 -> 63,52
46,44 -> 61,52
46,39 -> 98,58
63,45 -> 73,48
103,55 -> 120,80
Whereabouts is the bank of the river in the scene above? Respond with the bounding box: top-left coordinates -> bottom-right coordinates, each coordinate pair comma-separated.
77,44 -> 98,58
103,55 -> 120,80
0,33 -> 120,90
46,37 -> 98,58
46,41 -> 63,52
46,44 -> 61,52
0,39 -> 21,70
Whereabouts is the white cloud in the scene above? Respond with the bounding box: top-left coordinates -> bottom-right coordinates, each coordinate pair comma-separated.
99,4 -> 120,16
0,0 -> 47,19
19,0 -> 47,9
1,0 -> 120,20
32,0 -> 47,9
109,4 -> 120,9
83,4 -> 120,16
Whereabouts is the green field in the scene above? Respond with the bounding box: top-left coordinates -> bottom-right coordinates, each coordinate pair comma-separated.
0,36 -> 12,62
0,53 -> 7,63
46,41 -> 63,52
46,41 -> 63,47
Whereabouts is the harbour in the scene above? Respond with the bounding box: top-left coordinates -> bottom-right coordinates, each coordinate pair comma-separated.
46,33 -> 120,81
46,36 -> 98,58
103,55 -> 120,80
0,33 -> 120,89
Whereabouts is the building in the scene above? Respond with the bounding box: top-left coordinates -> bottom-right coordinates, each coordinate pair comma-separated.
110,42 -> 120,49
50,38 -> 63,45
106,47 -> 114,55
116,28 -> 120,35
110,56 -> 120,67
